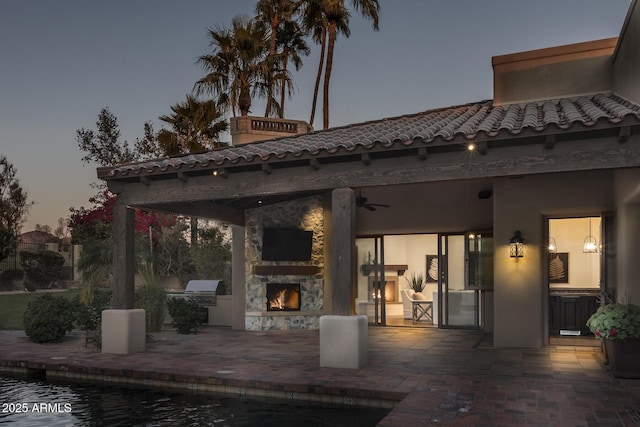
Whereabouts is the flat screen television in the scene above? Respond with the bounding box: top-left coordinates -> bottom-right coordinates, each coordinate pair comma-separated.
261,228 -> 313,261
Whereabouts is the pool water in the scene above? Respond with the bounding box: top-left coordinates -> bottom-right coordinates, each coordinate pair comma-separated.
0,375 -> 390,426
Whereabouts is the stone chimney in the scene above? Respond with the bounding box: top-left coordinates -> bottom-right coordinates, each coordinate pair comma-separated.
230,116 -> 313,145
492,38 -> 617,106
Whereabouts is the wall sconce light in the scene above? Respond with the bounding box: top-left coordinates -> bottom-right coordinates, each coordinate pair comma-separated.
548,237 -> 557,254
509,230 -> 524,258
583,218 -> 598,253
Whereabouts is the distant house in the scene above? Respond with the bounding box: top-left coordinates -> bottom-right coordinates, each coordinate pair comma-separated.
17,231 -> 60,246
99,1 -> 640,350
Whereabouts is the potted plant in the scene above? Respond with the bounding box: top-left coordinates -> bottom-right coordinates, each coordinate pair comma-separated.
586,300 -> 640,378
404,272 -> 425,293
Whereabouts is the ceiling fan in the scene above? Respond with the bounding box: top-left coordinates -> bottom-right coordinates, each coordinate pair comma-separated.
356,190 -> 390,212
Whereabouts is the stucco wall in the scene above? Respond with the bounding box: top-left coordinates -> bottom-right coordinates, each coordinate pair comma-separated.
493,39 -> 616,105
493,170 -> 615,348
613,1 -> 640,104
614,168 -> 640,304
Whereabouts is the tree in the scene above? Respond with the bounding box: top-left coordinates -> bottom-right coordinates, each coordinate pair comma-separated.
300,0 -> 330,126
156,95 -> 229,243
34,224 -> 52,234
53,217 -> 70,240
276,19 -> 310,118
255,0 -> 296,117
157,95 -> 228,155
68,190 -> 175,245
301,0 -> 380,129
76,107 -> 162,167
76,107 -> 136,167
195,15 -> 269,117
191,225 -> 232,293
0,156 -> 32,261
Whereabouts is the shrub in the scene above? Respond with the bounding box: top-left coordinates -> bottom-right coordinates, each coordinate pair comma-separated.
587,302 -> 640,341
75,288 -> 112,332
166,297 -> 204,334
136,284 -> 167,333
74,288 -> 112,348
23,294 -> 75,343
19,250 -> 64,289
0,269 -> 24,291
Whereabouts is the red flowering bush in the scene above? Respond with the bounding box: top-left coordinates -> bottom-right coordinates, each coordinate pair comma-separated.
69,189 -> 176,244
69,190 -> 115,243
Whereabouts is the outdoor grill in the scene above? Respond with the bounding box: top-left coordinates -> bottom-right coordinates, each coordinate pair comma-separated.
168,280 -> 223,306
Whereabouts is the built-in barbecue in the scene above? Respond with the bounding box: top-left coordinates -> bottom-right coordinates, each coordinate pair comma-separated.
168,280 -> 223,306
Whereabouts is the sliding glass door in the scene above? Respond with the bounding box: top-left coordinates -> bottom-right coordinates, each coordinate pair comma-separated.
356,236 -> 387,325
438,232 -> 491,328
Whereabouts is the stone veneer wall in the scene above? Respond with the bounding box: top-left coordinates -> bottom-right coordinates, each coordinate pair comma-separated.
245,196 -> 325,330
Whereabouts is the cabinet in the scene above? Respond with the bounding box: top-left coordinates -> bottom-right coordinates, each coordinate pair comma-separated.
549,294 -> 598,336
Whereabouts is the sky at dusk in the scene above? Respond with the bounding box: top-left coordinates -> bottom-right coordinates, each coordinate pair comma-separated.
0,0 -> 632,232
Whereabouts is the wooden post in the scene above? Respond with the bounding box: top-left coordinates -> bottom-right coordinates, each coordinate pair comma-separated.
330,188 -> 356,315
231,224 -> 246,330
112,202 -> 135,309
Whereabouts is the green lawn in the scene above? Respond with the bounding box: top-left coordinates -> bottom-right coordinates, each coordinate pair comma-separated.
0,289 -> 80,330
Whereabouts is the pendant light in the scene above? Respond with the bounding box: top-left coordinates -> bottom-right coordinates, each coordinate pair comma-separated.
583,218 -> 598,253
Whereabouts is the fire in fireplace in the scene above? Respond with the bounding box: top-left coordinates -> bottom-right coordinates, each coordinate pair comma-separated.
266,283 -> 301,311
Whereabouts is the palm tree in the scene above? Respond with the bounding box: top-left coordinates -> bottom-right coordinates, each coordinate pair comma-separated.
255,0 -> 296,117
300,0 -> 329,127
195,15 -> 268,117
276,20 -> 310,117
157,95 -> 228,243
157,95 -> 228,155
301,0 -> 380,129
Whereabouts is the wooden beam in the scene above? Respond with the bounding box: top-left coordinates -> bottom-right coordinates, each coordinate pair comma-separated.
361,153 -> 371,166
310,158 -> 320,170
112,203 -> 135,309
141,201 -> 245,226
140,176 -> 151,186
262,164 -> 272,175
177,172 -> 188,183
545,134 -> 556,149
619,126 -> 631,143
418,147 -> 428,160
111,135 -> 640,207
330,188 -> 356,315
254,265 -> 321,275
477,141 -> 488,155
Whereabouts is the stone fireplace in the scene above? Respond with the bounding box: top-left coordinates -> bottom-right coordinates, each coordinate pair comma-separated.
244,195 -> 325,331
266,283 -> 301,311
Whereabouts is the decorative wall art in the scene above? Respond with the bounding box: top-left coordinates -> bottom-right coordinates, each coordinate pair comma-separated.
549,252 -> 569,283
426,255 -> 439,283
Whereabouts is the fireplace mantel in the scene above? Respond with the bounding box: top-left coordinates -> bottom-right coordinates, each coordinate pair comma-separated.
254,265 -> 321,276
360,264 -> 408,276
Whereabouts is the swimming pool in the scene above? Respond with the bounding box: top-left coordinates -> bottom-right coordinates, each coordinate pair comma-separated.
0,375 -> 389,426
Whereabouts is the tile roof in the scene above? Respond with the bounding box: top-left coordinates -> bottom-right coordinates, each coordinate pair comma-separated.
100,92 -> 640,179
